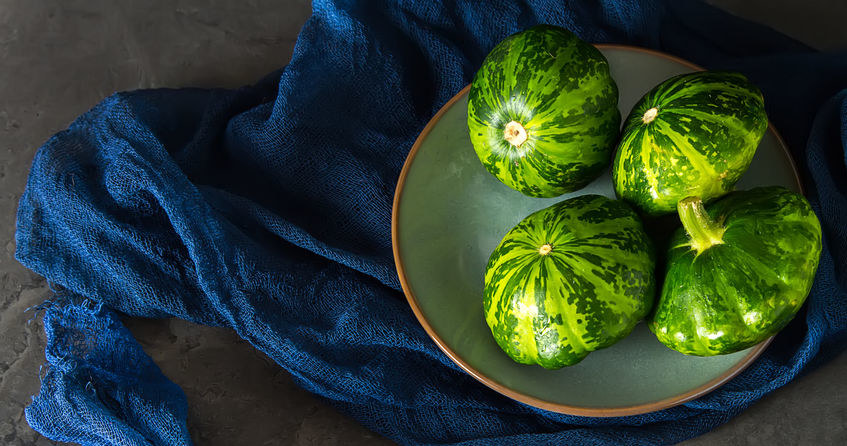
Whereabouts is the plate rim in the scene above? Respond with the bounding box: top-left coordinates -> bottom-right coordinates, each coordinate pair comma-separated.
392,44 -> 798,417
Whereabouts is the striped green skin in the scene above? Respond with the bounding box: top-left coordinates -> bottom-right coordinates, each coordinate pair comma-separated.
483,195 -> 655,369
650,187 -> 822,356
468,25 -> 620,198
612,71 -> 768,216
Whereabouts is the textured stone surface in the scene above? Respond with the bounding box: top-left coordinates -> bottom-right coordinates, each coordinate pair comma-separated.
124,319 -> 391,446
0,1 -> 844,445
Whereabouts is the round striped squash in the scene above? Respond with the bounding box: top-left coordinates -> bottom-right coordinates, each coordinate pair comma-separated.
483,195 -> 655,369
468,25 -> 620,198
612,71 -> 768,216
650,187 -> 822,356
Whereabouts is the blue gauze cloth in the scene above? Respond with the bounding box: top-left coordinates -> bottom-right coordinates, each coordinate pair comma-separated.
15,0 -> 847,444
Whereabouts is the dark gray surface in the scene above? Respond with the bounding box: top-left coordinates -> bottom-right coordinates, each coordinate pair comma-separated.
0,1 -> 844,445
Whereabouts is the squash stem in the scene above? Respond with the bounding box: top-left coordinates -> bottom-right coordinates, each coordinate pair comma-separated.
503,121 -> 528,147
677,197 -> 725,254
642,107 -> 659,124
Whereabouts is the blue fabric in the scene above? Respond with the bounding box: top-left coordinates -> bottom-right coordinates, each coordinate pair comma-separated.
14,0 -> 847,444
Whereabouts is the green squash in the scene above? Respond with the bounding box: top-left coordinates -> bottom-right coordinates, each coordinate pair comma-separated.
468,25 -> 620,198
484,195 -> 655,369
650,187 -> 822,356
612,71 -> 768,216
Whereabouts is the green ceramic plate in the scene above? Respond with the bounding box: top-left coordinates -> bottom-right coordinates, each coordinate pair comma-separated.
392,45 -> 799,416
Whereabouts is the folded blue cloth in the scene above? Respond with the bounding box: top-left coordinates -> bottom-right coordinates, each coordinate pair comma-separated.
15,1 -> 847,444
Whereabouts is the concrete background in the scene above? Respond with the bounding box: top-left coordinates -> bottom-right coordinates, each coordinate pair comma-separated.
1,1 -> 845,444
